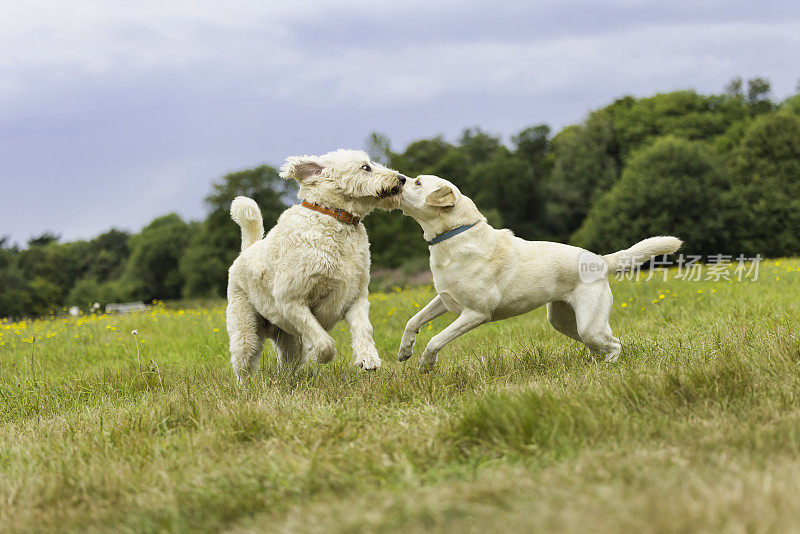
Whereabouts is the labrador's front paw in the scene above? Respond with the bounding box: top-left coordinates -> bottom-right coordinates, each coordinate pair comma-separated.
418,350 -> 437,373
354,349 -> 382,371
398,343 -> 413,362
398,330 -> 416,362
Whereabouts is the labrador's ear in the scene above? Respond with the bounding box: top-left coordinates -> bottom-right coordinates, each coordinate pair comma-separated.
424,185 -> 456,207
279,155 -> 324,182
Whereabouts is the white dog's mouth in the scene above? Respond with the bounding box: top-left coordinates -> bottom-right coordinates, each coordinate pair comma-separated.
377,174 -> 408,198
378,184 -> 403,198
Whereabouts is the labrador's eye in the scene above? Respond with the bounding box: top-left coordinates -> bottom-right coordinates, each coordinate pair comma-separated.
361,164 -> 372,172
415,179 -> 421,186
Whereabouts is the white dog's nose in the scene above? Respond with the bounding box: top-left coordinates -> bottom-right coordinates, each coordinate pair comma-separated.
398,174 -> 407,185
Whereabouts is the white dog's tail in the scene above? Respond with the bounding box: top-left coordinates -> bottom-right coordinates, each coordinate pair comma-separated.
603,236 -> 682,271
230,196 -> 264,252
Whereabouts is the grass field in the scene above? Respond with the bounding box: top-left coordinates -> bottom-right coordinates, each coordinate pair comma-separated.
1,259 -> 799,533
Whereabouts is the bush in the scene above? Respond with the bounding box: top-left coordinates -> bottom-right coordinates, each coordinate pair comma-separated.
27,277 -> 62,316
728,113 -> 800,256
66,278 -> 104,308
543,120 -> 619,240
572,137 -> 732,256
125,214 -> 192,301
66,277 -> 140,309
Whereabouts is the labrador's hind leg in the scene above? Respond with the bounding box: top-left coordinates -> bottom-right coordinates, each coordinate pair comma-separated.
546,300 -> 583,343
571,283 -> 622,362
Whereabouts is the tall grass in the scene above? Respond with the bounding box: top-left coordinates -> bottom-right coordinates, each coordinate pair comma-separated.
0,260 -> 799,532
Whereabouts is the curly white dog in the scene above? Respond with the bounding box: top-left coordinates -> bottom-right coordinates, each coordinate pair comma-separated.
226,149 -> 407,381
397,175 -> 682,372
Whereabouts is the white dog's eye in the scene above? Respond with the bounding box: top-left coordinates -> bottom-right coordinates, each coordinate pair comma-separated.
415,179 -> 421,186
361,164 -> 372,172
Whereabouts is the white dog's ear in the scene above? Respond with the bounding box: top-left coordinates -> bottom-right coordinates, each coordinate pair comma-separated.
280,156 -> 324,182
425,185 -> 457,207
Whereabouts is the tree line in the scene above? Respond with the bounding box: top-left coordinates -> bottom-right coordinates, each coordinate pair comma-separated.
2,77 -> 799,318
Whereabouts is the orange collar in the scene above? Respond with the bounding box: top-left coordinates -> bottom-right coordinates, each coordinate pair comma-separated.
301,200 -> 361,225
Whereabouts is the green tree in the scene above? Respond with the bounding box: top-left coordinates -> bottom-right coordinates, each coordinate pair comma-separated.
27,232 -> 59,247
543,118 -> 619,241
463,150 -> 543,238
725,77 -> 744,99
0,240 -> 30,319
65,277 -> 137,309
363,212 -> 430,269
84,229 -> 130,282
5,230 -> 131,315
728,113 -> 800,256
512,124 -> 552,179
27,277 -> 62,316
572,137 -> 731,256
746,77 -> 774,115
66,278 -> 106,309
365,132 -> 394,164
780,94 -> 800,116
601,91 -> 748,160
180,165 -> 294,297
390,136 -> 452,176
428,147 -> 471,183
17,237 -> 91,308
126,214 -> 192,301
458,128 -> 503,164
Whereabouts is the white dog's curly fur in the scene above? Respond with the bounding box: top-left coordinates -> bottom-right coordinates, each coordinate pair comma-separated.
226,149 -> 406,381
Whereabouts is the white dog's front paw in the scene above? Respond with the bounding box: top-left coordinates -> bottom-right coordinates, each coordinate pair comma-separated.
354,350 -> 381,371
418,350 -> 437,373
308,336 -> 336,364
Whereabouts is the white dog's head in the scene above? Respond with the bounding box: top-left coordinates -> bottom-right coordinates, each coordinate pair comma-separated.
399,175 -> 485,241
280,149 -> 407,218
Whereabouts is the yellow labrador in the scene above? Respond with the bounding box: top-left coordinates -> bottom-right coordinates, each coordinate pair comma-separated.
397,175 -> 681,372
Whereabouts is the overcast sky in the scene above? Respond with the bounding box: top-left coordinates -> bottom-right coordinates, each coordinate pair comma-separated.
2,1 -> 799,244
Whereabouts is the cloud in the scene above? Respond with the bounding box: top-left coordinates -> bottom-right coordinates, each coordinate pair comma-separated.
4,2 -> 798,109
2,1 -> 800,242
264,19 -> 800,107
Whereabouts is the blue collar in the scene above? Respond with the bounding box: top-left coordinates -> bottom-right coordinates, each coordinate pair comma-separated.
426,221 -> 480,245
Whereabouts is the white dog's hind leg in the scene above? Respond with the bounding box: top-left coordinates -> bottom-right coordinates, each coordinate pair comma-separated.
345,297 -> 381,371
398,295 -> 448,362
226,290 -> 268,383
272,329 -> 306,367
276,301 -> 337,364
572,283 -> 622,363
419,309 -> 487,373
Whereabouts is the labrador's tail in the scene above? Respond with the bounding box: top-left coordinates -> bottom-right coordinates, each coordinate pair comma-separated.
603,236 -> 682,271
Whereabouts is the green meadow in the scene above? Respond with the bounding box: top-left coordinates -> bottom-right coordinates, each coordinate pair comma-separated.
1,259 -> 799,533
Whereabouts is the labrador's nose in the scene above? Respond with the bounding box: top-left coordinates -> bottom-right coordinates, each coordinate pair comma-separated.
398,174 -> 407,185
